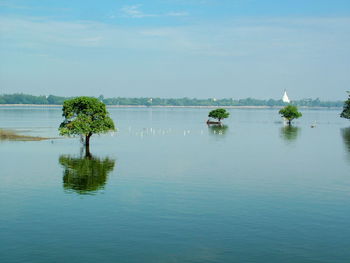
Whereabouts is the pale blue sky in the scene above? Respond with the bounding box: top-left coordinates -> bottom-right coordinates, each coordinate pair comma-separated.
1,0 -> 349,99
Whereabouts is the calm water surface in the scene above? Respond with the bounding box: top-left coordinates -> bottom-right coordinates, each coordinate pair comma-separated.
0,107 -> 349,263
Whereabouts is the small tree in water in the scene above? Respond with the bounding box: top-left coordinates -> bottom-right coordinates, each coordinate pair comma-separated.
208,108 -> 230,123
59,97 -> 115,152
340,92 -> 350,120
279,105 -> 302,125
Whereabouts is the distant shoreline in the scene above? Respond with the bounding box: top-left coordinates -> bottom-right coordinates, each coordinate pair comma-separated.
0,104 -> 341,109
1,94 -> 343,108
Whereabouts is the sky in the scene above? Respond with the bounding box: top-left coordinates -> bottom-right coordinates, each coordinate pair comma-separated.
0,0 -> 349,100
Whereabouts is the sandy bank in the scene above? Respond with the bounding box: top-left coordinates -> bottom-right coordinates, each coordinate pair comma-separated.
0,129 -> 50,141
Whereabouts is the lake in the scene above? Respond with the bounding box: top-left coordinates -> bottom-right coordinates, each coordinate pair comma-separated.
0,106 -> 349,263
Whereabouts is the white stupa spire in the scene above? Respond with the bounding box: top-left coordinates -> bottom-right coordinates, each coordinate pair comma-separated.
282,90 -> 290,103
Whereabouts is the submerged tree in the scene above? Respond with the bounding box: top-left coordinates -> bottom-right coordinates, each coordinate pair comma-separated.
59,97 -> 115,150
59,154 -> 116,194
208,108 -> 230,123
279,105 -> 302,125
340,92 -> 350,120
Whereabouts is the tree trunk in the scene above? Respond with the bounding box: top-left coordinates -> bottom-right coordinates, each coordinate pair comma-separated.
85,145 -> 91,158
288,119 -> 292,125
85,133 -> 92,158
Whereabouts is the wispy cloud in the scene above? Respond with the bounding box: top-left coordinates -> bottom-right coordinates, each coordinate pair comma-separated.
1,15 -> 349,99
120,4 -> 188,18
121,5 -> 156,18
1,15 -> 349,58
0,1 -> 71,12
0,1 -> 30,9
166,11 -> 189,17
0,17 -> 105,49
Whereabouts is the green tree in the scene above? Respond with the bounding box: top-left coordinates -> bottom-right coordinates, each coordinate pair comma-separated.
59,97 -> 115,150
279,105 -> 302,125
340,92 -> 350,120
208,108 -> 230,122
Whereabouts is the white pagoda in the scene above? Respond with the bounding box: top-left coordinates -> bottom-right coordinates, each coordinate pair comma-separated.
282,90 -> 290,103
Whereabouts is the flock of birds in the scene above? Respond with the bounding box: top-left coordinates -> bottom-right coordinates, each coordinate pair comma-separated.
109,126 -> 225,138
110,120 -> 317,138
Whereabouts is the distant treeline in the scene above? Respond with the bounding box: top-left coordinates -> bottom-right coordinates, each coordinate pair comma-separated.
0,94 -> 70,105
0,93 -> 344,107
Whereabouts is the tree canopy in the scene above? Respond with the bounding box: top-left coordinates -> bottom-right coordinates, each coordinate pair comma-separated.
279,105 -> 302,125
59,97 -> 115,147
208,108 -> 230,122
340,92 -> 350,120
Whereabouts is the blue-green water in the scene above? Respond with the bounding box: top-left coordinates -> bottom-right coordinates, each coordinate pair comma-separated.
0,107 -> 349,263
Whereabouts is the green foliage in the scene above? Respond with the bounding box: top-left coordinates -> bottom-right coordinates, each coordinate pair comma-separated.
0,93 -> 71,104
208,108 -> 230,121
59,154 -> 115,194
340,93 -> 350,120
0,93 -> 48,104
279,105 -> 302,124
59,97 -> 115,139
47,95 -> 69,105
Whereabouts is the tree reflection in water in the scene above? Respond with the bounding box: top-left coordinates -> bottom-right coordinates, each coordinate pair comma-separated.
341,127 -> 350,162
208,125 -> 229,136
59,152 -> 116,195
280,126 -> 300,143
